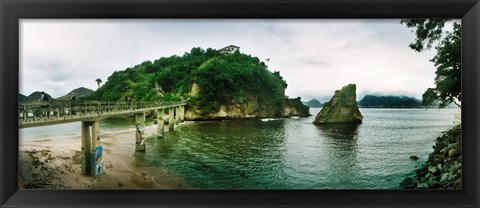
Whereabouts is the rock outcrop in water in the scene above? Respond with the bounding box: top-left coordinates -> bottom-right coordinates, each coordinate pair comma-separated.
313,84 -> 363,124
400,125 -> 461,189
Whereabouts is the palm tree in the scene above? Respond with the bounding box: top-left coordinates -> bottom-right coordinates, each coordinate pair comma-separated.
95,78 -> 102,89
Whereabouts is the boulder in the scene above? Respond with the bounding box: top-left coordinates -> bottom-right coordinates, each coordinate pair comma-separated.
448,148 -> 460,157
410,155 -> 419,160
313,84 -> 363,124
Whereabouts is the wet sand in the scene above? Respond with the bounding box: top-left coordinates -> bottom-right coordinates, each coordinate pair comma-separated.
19,124 -> 190,189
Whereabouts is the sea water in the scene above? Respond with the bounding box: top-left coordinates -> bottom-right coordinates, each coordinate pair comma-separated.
20,108 -> 459,189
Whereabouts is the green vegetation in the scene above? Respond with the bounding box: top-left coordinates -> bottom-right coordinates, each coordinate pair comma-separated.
91,47 -> 289,115
285,97 -> 310,116
401,19 -> 461,108
323,84 -> 358,108
95,78 -> 102,89
358,95 -> 422,108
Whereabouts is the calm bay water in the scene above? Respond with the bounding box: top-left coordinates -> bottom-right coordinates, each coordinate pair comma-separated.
20,108 -> 459,189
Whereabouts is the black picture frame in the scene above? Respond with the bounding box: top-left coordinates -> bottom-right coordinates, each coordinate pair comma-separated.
1,0 -> 479,207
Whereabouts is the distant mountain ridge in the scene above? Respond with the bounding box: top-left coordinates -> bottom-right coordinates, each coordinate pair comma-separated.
56,87 -> 94,100
21,87 -> 94,102
358,95 -> 422,108
19,94 -> 27,102
304,99 -> 323,107
25,91 -> 53,101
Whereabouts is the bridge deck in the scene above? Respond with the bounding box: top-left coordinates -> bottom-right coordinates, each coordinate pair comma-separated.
19,100 -> 187,128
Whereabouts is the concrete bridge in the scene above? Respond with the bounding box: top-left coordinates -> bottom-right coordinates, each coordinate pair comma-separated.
19,100 -> 187,177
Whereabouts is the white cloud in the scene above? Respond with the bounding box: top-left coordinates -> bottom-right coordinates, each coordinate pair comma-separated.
20,19 -> 443,100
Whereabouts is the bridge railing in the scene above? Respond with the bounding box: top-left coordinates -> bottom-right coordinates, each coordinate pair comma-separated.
19,100 -> 187,121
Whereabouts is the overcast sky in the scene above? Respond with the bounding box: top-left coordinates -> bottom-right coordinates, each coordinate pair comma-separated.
20,19 -> 443,102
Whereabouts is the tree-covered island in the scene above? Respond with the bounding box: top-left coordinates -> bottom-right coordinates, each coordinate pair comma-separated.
89,47 -> 309,120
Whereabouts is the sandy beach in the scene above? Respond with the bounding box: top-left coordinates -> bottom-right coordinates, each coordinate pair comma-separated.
19,124 -> 190,189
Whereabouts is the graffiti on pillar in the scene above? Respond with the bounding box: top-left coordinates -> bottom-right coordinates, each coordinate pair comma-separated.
136,124 -> 145,145
94,146 -> 105,175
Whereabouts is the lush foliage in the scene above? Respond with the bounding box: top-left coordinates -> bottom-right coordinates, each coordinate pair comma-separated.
91,47 -> 289,114
285,97 -> 310,115
400,19 -> 449,52
401,19 -> 461,107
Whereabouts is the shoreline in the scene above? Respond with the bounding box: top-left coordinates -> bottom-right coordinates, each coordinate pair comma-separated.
400,125 -> 462,189
19,124 -> 191,189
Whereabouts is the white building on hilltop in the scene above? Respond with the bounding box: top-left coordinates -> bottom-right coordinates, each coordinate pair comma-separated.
219,45 -> 240,54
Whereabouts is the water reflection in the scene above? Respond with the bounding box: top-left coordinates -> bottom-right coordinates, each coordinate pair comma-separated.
101,116 -> 155,131
141,119 -> 290,189
316,123 -> 360,187
317,123 -> 360,154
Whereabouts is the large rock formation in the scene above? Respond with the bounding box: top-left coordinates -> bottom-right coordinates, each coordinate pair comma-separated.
313,84 -> 363,124
184,98 -> 310,121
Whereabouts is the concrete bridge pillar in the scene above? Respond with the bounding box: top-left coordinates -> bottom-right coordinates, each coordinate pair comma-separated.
175,107 -> 180,125
180,106 -> 185,123
168,108 -> 174,131
22,106 -> 27,119
81,121 -> 105,177
135,112 -> 146,152
156,109 -> 164,138
81,121 -> 92,176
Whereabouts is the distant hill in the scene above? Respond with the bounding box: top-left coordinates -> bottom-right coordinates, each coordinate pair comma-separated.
358,95 -> 422,108
305,99 -> 322,107
19,94 -> 27,102
26,91 -> 53,101
56,87 -> 94,100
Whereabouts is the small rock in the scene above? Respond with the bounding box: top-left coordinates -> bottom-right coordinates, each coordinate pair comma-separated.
440,147 -> 449,154
425,173 -> 431,179
428,166 -> 437,174
448,148 -> 460,157
118,182 -> 123,187
448,161 -> 461,172
433,155 -> 444,163
440,173 -> 453,185
400,178 -> 416,189
409,155 -> 419,160
417,182 -> 429,189
427,178 -> 438,188
437,164 -> 443,172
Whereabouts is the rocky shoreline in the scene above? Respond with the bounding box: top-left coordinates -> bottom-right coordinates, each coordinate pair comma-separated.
400,125 -> 461,189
